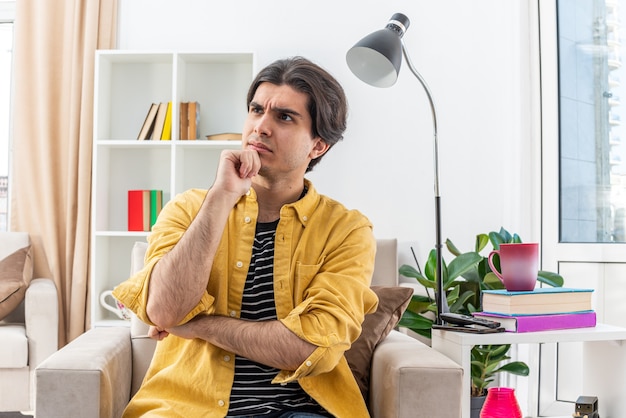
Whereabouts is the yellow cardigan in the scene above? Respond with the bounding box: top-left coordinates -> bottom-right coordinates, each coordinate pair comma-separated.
113,180 -> 378,417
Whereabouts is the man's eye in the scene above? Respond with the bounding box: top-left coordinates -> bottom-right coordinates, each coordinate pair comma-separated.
250,106 -> 263,114
280,114 -> 293,121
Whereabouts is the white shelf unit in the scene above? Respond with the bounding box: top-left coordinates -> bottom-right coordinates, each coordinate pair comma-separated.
91,51 -> 255,327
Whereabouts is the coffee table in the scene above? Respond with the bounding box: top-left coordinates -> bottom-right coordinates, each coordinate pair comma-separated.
431,323 -> 626,418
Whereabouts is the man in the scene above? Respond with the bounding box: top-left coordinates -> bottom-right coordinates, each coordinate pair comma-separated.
113,56 -> 378,418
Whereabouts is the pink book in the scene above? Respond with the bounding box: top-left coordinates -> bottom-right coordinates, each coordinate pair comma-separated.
472,311 -> 596,333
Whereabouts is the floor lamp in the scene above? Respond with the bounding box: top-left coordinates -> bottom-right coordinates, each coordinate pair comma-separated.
346,12 -> 449,325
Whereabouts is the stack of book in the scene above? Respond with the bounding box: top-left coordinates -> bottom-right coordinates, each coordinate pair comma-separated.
137,102 -> 172,141
128,189 -> 163,232
473,287 -> 596,333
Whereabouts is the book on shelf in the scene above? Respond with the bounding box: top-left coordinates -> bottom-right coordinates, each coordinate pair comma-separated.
179,102 -> 189,140
205,132 -> 242,141
188,101 -> 200,140
481,287 -> 594,315
137,103 -> 158,140
128,190 -> 150,231
178,101 -> 199,140
151,102 -> 169,140
150,189 -> 163,228
472,310 -> 597,333
160,101 -> 172,140
128,189 -> 163,231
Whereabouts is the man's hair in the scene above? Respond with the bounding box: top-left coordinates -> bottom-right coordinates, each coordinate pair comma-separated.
247,56 -> 348,172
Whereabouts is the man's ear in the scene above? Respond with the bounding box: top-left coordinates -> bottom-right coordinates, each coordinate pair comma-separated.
310,137 -> 330,159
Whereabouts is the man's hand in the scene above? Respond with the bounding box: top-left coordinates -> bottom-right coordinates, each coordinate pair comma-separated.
148,326 -> 170,341
213,147 -> 261,198
148,317 -> 202,341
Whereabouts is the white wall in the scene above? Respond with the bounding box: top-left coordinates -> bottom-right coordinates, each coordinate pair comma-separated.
117,0 -> 539,264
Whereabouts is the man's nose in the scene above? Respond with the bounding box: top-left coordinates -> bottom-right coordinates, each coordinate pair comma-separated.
254,114 -> 272,136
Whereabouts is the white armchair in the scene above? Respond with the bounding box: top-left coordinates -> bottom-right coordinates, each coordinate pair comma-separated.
0,232 -> 59,412
36,239 -> 463,418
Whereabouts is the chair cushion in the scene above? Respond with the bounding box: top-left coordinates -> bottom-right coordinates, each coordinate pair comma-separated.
0,246 -> 33,321
0,324 -> 28,367
345,285 -> 413,402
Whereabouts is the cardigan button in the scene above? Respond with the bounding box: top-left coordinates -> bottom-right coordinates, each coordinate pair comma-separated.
236,261 -> 243,268
218,400 -> 225,407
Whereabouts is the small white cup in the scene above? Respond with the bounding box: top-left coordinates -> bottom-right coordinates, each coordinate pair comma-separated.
99,290 -> 131,320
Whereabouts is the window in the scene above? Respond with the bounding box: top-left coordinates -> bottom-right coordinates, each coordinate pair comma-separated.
539,1 -> 626,414
558,0 -> 626,242
0,2 -> 15,232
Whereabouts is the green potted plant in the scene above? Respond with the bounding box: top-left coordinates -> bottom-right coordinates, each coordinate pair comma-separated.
468,343 -> 529,417
470,344 -> 528,397
399,227 -> 564,338
398,227 -> 563,414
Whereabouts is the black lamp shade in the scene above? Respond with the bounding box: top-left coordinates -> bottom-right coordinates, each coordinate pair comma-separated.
346,13 -> 410,88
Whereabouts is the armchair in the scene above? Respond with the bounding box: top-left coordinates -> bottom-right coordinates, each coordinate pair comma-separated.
36,239 -> 462,418
0,232 -> 58,412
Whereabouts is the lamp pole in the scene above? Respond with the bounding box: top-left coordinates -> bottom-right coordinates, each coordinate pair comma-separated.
400,41 -> 448,324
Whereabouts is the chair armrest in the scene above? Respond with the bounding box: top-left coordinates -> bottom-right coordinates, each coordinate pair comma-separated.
369,330 -> 463,418
25,278 -> 59,367
36,327 -> 132,418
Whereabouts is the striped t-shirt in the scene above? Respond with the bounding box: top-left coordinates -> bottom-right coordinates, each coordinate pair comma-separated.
226,220 -> 328,417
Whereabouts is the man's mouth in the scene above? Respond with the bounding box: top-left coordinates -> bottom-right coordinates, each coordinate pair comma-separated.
248,142 -> 271,153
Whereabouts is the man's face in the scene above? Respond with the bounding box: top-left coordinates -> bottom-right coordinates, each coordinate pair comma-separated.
242,82 -> 328,179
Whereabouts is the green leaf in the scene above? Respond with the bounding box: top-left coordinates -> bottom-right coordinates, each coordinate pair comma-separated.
399,264 -> 423,280
399,310 -> 433,330
483,272 -> 505,289
445,285 -> 461,308
475,234 -> 490,253
424,249 -> 441,283
448,252 -> 483,281
409,294 -> 432,303
487,344 -> 510,358
460,267 -> 482,283
415,275 -> 437,289
446,239 -> 461,257
449,290 -> 476,313
471,258 -> 493,285
470,361 -> 486,375
399,311 -> 433,339
498,227 -> 513,242
537,270 -> 564,287
466,302 -> 479,313
406,295 -> 432,314
489,231 -> 505,249
494,361 -> 530,376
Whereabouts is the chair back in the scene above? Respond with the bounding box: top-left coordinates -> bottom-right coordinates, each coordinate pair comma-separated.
370,238 -> 398,287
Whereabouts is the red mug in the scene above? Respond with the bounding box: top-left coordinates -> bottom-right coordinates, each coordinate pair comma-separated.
487,243 -> 539,291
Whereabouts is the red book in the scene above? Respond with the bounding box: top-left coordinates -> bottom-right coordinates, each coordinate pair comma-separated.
472,311 -> 597,333
128,190 -> 150,231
